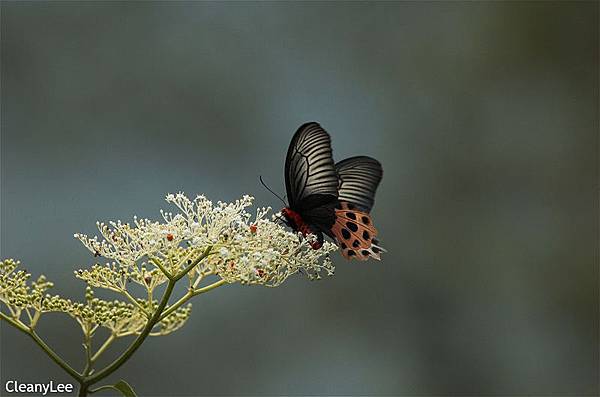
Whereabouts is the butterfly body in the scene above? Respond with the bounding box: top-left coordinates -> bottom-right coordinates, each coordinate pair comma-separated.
281,207 -> 324,249
282,122 -> 385,261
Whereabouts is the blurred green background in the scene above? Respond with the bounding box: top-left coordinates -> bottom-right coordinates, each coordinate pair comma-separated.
1,1 -> 598,395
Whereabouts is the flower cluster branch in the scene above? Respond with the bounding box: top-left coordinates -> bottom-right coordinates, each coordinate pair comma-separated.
0,193 -> 336,396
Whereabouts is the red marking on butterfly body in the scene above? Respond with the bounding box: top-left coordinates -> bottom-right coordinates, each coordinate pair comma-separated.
281,207 -> 323,249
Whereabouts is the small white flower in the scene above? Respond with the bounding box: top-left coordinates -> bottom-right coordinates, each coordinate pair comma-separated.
219,247 -> 230,258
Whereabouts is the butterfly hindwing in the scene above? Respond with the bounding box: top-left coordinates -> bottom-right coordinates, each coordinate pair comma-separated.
336,156 -> 383,213
331,202 -> 386,260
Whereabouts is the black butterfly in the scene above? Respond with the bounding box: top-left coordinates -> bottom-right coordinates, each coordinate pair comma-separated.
280,122 -> 385,260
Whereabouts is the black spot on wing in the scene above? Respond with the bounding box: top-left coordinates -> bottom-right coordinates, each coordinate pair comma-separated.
362,230 -> 370,240
346,222 -> 358,232
341,229 -> 351,240
346,212 -> 357,220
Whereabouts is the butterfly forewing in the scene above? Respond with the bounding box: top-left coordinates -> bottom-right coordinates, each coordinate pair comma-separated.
335,156 -> 383,213
285,122 -> 339,210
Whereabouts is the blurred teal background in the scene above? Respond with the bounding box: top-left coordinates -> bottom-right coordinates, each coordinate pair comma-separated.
1,1 -> 598,395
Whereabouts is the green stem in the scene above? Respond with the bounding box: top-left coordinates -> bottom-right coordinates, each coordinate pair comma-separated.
174,247 -> 212,281
0,310 -> 29,332
81,247 -> 213,391
1,311 -> 82,381
120,289 -> 149,317
30,310 -> 41,328
158,290 -> 193,322
91,334 -> 116,363
149,257 -> 173,280
29,330 -> 83,381
82,322 -> 94,375
83,279 -> 176,386
159,279 -> 226,322
78,331 -> 92,397
3,246 -> 217,397
193,278 -> 227,295
78,384 -> 89,397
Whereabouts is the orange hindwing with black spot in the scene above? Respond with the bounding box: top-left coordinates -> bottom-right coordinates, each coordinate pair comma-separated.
331,202 -> 386,260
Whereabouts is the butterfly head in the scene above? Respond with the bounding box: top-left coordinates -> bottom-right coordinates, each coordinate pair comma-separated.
280,207 -> 300,230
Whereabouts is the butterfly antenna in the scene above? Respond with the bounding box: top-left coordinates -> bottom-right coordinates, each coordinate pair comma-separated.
259,176 -> 287,206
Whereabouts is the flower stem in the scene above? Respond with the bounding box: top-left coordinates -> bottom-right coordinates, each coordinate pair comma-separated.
3,245 -> 217,397
79,246 -> 213,393
158,290 -> 193,322
29,330 -> 83,381
82,279 -> 176,387
120,288 -> 149,317
0,311 -> 29,333
82,322 -> 94,375
78,325 -> 94,396
150,257 -> 173,280
174,247 -> 212,280
193,278 -> 227,295
1,311 -> 83,381
30,310 -> 41,328
91,334 -> 115,363
158,278 -> 226,322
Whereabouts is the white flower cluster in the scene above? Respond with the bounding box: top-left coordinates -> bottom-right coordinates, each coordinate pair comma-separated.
75,193 -> 336,287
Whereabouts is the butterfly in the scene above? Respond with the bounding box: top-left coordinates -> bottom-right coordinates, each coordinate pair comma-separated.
280,122 -> 385,260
